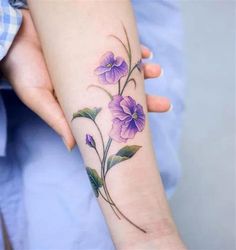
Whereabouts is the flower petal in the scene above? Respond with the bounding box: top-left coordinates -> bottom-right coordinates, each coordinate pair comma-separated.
120,96 -> 136,115
104,60 -> 128,84
99,51 -> 115,66
134,116 -> 145,131
120,119 -> 138,140
109,96 -> 145,142
105,69 -> 118,84
94,65 -> 111,75
114,56 -> 124,67
117,60 -> 128,76
109,118 -> 127,143
109,95 -> 131,120
98,73 -> 112,85
134,104 -> 145,131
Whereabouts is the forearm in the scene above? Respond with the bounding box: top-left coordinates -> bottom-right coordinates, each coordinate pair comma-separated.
28,1 -> 185,249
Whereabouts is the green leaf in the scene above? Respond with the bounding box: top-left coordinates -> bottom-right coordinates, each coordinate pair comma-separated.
72,107 -> 102,121
107,155 -> 128,171
107,145 -> 141,171
117,145 -> 142,158
86,167 -> 103,197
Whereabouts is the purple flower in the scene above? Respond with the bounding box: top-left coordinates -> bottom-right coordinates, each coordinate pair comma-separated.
95,51 -> 128,85
86,134 -> 96,148
108,95 -> 145,143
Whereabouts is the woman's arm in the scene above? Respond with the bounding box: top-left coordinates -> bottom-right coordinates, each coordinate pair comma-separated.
28,1 -> 185,249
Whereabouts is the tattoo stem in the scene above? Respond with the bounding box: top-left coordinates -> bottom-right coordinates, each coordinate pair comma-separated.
98,189 -> 114,205
91,122 -> 118,219
118,80 -> 121,95
101,137 -> 147,233
103,175 -> 146,233
123,23 -> 131,68
94,147 -> 102,165
100,137 -> 121,219
93,120 -> 105,156
120,64 -> 138,95
96,136 -> 120,219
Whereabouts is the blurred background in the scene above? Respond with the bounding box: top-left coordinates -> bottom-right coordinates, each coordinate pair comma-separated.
169,1 -> 235,250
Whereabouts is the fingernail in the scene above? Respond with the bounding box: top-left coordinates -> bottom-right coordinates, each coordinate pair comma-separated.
148,51 -> 154,60
141,45 -> 154,59
141,44 -> 150,51
62,137 -> 72,152
159,68 -> 164,77
167,104 -> 173,112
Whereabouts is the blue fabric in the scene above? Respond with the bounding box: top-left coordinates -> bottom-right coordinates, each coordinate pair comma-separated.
0,0 -> 185,249
8,0 -> 27,9
0,95 -> 6,156
0,0 -> 22,156
133,0 -> 185,195
0,0 -> 22,60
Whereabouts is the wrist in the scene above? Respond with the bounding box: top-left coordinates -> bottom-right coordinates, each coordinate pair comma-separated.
116,219 -> 186,250
118,236 -> 186,250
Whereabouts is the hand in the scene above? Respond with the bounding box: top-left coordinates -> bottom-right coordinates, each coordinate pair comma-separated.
140,45 -> 171,113
0,9 -> 171,151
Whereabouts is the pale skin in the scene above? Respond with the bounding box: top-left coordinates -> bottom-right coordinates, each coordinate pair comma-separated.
0,9 -> 171,151
1,1 -> 186,249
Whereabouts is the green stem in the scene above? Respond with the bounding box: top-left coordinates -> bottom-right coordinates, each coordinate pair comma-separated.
103,176 -> 146,232
103,173 -> 146,233
97,136 -> 121,219
94,147 -> 102,165
103,138 -> 113,172
100,138 -> 121,219
91,121 -> 120,218
106,191 -> 147,233
98,189 -> 114,205
110,24 -> 134,96
102,185 -> 121,219
120,64 -> 138,95
93,120 -> 105,156
101,138 -> 146,233
118,80 -> 121,95
109,35 -> 129,59
122,23 -> 132,72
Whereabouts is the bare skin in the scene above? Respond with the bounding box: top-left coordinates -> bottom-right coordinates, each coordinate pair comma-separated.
0,9 -> 171,151
26,1 -> 186,249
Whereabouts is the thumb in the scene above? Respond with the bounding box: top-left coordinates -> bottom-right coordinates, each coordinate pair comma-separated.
22,87 -> 76,150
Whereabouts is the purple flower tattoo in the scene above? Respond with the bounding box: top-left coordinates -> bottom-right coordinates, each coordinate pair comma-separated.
94,51 -> 128,85
86,134 -> 96,148
72,25 -> 146,233
109,95 -> 145,143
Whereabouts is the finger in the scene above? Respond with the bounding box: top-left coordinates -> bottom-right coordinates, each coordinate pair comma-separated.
0,211 -> 13,250
141,45 -> 152,59
1,57 -> 76,151
0,20 -> 76,151
22,88 -> 76,150
146,94 -> 172,113
143,63 -> 163,79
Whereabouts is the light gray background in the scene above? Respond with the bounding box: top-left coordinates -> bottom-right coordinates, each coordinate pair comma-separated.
169,1 -> 235,250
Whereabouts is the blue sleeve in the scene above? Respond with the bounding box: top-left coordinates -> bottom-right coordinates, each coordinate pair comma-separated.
0,0 -> 23,61
0,0 -> 26,156
0,0 -> 28,88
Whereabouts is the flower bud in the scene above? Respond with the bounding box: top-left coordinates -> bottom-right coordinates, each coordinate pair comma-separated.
86,134 -> 96,148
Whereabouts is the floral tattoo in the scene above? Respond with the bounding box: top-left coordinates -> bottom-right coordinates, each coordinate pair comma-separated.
72,25 -> 146,233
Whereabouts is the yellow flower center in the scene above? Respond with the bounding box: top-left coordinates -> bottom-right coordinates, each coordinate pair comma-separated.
106,63 -> 112,68
132,112 -> 138,120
